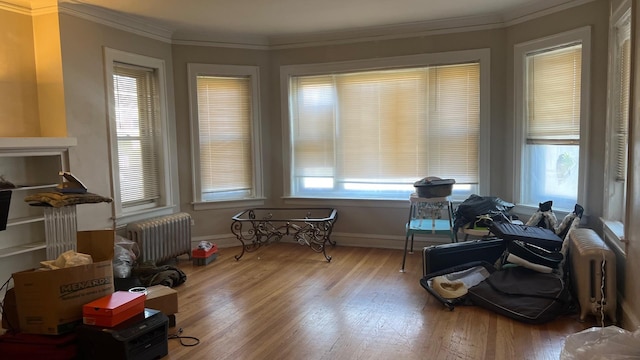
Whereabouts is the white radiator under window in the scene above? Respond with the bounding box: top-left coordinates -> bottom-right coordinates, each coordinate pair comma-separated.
569,228 -> 616,323
126,213 -> 192,264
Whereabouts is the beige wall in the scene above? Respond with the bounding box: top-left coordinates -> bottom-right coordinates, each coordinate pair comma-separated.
505,0 -> 610,231
625,0 -> 640,331
33,11 -> 67,137
170,44 -> 271,238
52,1 -> 608,245
267,29 -> 507,241
58,13 -> 179,230
7,0 -> 637,327
0,9 -> 39,136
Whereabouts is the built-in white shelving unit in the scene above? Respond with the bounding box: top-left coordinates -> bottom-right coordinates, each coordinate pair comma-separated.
0,137 -> 76,286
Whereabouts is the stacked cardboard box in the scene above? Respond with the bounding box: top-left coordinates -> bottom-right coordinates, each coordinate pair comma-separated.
12,230 -> 115,335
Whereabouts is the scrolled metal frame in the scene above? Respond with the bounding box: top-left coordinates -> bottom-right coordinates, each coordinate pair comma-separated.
230,208 -> 337,262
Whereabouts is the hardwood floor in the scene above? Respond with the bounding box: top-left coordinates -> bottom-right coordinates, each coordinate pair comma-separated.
165,242 -> 595,360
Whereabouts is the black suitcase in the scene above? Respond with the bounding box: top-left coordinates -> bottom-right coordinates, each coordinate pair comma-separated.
489,222 -> 563,250
420,261 -> 495,310
422,238 -> 506,277
467,266 -> 571,324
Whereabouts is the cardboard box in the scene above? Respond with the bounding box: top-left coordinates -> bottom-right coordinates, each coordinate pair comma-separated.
12,230 -> 115,335
83,291 -> 145,327
145,285 -> 178,315
1,288 -> 18,332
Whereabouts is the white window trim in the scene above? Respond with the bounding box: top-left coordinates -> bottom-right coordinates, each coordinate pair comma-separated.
187,63 -> 265,210
103,47 -> 176,225
513,26 -> 591,215
279,49 -> 491,205
602,0 -> 631,253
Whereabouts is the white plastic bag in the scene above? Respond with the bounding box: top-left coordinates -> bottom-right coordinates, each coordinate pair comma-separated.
560,325 -> 640,360
113,235 -> 140,278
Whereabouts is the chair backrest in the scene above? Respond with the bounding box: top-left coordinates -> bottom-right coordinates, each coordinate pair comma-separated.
409,193 -> 452,222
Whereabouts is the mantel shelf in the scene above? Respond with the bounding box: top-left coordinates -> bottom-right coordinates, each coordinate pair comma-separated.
0,137 -> 77,151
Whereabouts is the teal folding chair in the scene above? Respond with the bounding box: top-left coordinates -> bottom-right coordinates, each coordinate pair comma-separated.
401,193 -> 456,272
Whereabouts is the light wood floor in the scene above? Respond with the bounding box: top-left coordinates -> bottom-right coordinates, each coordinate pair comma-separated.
166,242 -> 595,360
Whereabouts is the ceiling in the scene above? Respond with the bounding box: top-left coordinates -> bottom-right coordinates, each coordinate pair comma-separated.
56,0 -> 587,46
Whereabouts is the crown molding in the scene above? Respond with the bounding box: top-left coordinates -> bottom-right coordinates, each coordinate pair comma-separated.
0,0 -> 33,15
57,0 -> 173,43
4,0 -> 598,50
171,31 -> 271,50
268,13 -> 504,49
503,0 -> 596,26
0,0 -> 56,14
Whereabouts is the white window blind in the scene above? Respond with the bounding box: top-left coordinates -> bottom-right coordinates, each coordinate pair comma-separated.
614,21 -> 631,181
289,63 -> 479,199
113,63 -> 161,207
196,75 -> 253,198
521,41 -> 584,210
526,44 -> 582,143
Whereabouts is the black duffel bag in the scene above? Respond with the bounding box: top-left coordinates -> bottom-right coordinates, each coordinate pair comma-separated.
467,266 -> 572,324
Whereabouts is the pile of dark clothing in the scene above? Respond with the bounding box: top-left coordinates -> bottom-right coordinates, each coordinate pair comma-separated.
452,194 -> 516,233
131,262 -> 187,288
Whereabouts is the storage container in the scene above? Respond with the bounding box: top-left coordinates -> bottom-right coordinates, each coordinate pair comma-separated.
414,177 -> 455,198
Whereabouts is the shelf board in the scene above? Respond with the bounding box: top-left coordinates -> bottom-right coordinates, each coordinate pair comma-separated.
7,215 -> 45,227
0,242 -> 46,258
0,137 -> 77,151
10,184 -> 58,192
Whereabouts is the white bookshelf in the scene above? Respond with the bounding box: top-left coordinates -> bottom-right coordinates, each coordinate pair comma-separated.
0,137 -> 76,286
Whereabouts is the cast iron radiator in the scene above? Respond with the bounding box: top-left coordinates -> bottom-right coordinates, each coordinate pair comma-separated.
569,228 -> 616,323
126,212 -> 192,264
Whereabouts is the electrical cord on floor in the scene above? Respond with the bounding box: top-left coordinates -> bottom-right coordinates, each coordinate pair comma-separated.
168,327 -> 200,347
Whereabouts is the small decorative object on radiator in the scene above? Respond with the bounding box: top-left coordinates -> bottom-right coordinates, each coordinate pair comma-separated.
569,228 -> 617,323
127,213 -> 192,264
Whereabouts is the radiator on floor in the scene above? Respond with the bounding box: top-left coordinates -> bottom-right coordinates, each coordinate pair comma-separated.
569,228 -> 616,323
126,212 -> 192,264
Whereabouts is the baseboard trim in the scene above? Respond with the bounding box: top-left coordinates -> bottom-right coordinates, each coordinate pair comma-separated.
620,299 -> 640,330
193,231 -> 452,251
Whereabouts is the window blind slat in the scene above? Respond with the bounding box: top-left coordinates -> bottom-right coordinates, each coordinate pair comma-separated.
290,62 -> 480,191
526,44 -> 582,141
196,76 -> 253,193
113,63 -> 161,206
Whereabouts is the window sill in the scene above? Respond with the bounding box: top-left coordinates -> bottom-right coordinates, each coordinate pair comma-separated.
601,218 -> 626,255
282,196 -> 412,209
114,206 -> 177,228
192,197 -> 266,211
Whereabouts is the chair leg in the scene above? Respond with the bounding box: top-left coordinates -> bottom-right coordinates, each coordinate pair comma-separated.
409,234 -> 415,254
401,233 -> 410,272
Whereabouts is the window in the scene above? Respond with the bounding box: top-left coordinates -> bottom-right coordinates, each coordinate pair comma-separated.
603,1 -> 631,251
282,50 -> 490,201
104,48 -> 174,222
187,64 -> 263,207
514,27 -> 591,212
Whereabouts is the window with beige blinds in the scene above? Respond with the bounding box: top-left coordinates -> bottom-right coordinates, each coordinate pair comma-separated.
525,44 -> 582,143
195,75 -> 253,199
289,62 -> 480,199
604,5 -> 631,226
113,63 -> 161,207
613,20 -> 631,182
520,41 -> 584,210
187,63 -> 262,204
